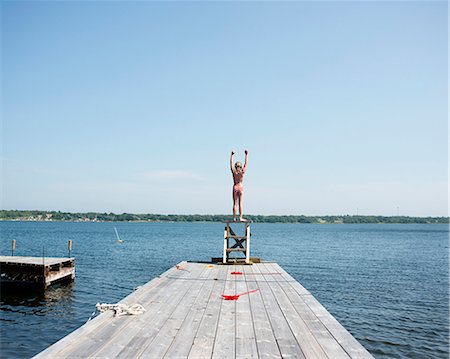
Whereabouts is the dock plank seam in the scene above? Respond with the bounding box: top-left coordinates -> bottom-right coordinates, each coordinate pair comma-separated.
267,263 -> 351,358
56,262 -> 197,358
123,263 -> 209,358
211,265 -> 237,359
278,282 -> 351,358
56,263 -> 199,358
271,263 -> 373,359
253,262 -> 306,359
34,261 -> 191,358
243,264 -> 282,359
32,271 -> 177,358
86,268 -> 193,357
32,262 -> 374,359
235,265 -> 258,358
243,265 -> 260,359
162,264 -> 220,358
263,263 -> 338,359
260,262 -> 329,359
136,263 -> 211,358
187,264 -> 228,359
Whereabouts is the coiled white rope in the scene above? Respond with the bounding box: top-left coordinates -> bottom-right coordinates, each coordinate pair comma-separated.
95,303 -> 146,317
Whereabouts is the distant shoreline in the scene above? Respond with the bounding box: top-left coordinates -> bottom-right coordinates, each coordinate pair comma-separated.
0,210 -> 448,224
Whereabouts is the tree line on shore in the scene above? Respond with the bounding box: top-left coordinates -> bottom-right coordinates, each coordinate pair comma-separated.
0,210 -> 448,224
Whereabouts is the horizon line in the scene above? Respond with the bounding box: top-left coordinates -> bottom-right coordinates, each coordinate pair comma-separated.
1,209 -> 448,219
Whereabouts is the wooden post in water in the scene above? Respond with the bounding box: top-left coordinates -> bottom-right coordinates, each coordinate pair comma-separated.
11,240 -> 16,256
68,240 -> 73,258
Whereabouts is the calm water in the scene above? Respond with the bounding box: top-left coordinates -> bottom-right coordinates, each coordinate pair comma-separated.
0,221 -> 448,358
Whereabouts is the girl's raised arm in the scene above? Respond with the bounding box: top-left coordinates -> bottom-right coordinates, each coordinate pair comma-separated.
243,149 -> 248,172
230,151 -> 235,173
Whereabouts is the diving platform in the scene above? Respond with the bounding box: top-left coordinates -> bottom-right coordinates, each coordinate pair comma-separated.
33,261 -> 373,358
223,221 -> 252,264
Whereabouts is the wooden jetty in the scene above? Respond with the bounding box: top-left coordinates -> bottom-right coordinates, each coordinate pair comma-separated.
0,256 -> 75,289
34,261 -> 373,358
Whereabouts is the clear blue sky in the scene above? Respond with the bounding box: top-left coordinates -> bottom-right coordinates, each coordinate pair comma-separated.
1,1 -> 448,216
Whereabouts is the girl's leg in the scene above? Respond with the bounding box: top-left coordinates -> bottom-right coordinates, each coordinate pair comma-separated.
233,190 -> 238,221
238,193 -> 244,221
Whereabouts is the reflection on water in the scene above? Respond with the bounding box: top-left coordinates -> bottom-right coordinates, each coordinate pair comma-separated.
0,282 -> 77,358
1,283 -> 74,312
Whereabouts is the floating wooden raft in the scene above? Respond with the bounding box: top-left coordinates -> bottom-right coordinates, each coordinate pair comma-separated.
0,256 -> 75,289
34,262 -> 373,359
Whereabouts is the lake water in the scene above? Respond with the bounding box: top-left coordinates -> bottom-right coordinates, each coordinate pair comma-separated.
0,221 -> 448,358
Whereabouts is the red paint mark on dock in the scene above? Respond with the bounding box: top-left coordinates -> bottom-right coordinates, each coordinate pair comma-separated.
222,289 -> 259,301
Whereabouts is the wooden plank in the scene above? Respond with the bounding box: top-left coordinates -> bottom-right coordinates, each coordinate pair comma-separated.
86,263 -> 205,358
252,263 -> 306,359
34,261 -> 374,359
243,264 -> 282,359
269,263 -> 310,296
211,265 -> 236,359
267,263 -> 373,359
114,262 -> 209,358
163,264 -> 220,358
60,268 -> 194,358
281,283 -> 352,358
34,262 -> 192,358
0,256 -> 73,266
137,263 -> 212,358
264,263 -> 351,358
45,267 -> 74,285
187,264 -> 228,358
260,262 -> 328,359
227,235 -> 247,240
301,294 -> 374,359
235,265 -> 258,359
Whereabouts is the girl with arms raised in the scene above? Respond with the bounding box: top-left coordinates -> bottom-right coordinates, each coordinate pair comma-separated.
230,150 -> 248,222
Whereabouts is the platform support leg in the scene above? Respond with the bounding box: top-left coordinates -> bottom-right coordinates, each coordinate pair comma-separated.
245,224 -> 251,264
223,226 -> 228,264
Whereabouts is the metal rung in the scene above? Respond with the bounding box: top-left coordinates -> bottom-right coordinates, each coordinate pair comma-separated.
226,248 -> 246,252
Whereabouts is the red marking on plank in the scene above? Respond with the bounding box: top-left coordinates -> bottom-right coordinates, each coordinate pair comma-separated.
221,288 -> 259,301
231,271 -> 243,275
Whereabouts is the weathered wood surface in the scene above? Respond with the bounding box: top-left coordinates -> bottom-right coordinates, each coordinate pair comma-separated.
0,256 -> 74,266
1,256 -> 75,288
34,262 -> 373,359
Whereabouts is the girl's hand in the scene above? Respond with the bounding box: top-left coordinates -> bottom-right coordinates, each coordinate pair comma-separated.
245,149 -> 248,155
231,150 -> 235,155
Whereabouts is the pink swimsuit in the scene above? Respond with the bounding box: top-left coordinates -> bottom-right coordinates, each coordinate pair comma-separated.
233,171 -> 244,197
